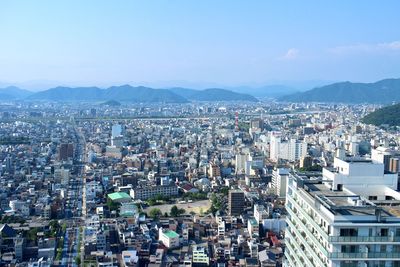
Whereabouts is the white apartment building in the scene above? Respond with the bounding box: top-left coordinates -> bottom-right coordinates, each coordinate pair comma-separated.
192,245 -> 209,266
272,168 -> 290,198
254,203 -> 270,224
235,152 -> 249,174
248,217 -> 259,237
284,157 -> 400,267
270,132 -> 307,162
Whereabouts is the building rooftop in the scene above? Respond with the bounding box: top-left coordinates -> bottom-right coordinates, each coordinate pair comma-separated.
293,174 -> 400,218
107,192 -> 131,201
163,230 -> 179,239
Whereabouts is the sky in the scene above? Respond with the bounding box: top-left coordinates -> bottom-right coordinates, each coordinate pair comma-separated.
0,1 -> 400,89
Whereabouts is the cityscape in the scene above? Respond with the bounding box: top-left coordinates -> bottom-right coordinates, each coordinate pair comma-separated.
1,1 -> 400,267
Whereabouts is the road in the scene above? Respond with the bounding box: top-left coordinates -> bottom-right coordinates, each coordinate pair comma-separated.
59,119 -> 86,267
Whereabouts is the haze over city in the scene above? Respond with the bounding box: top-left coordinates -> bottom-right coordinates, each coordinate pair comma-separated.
1,1 -> 400,90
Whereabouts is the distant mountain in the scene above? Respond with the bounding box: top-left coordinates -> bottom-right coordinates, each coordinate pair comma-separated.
0,86 -> 33,100
169,88 -> 258,102
279,78 -> 400,104
28,85 -> 188,103
230,85 -> 299,98
362,103 -> 400,126
24,85 -> 257,103
101,100 -> 121,106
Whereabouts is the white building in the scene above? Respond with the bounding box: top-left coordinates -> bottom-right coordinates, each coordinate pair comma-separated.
371,147 -> 396,172
130,185 -> 178,200
284,157 -> 400,267
192,245 -> 209,266
272,168 -> 290,198
159,228 -> 180,248
235,153 -> 249,174
248,217 -> 259,237
269,132 -> 307,162
111,124 -> 122,138
254,203 -> 270,224
9,200 -> 30,216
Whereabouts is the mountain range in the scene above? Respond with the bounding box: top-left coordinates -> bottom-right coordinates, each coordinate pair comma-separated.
230,85 -> 299,98
0,86 -> 33,100
280,78 -> 400,104
0,85 -> 258,103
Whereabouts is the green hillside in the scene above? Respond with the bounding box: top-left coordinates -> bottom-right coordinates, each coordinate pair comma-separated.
362,103 -> 400,126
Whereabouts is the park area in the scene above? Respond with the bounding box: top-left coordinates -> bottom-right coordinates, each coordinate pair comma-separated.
144,199 -> 211,216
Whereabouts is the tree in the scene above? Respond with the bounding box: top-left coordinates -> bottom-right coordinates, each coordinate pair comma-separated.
149,208 -> 162,219
75,257 -> 81,265
170,205 -> 179,217
170,205 -> 185,217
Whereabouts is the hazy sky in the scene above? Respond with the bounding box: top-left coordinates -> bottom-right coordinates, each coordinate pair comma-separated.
1,1 -> 400,88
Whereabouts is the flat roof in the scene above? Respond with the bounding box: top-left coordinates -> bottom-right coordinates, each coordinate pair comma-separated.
163,230 -> 179,239
293,174 -> 399,218
108,192 -> 131,201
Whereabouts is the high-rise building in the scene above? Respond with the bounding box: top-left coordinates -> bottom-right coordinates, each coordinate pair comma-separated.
228,190 -> 245,216
59,143 -> 74,161
284,157 -> 400,267
111,124 -> 122,138
272,168 -> 289,198
235,153 -> 248,174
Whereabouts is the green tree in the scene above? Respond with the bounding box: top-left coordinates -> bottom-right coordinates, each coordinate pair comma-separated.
149,208 -> 162,219
170,205 -> 185,217
170,205 -> 179,217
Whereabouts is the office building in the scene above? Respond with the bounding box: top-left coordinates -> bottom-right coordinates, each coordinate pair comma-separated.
59,143 -> 74,160
228,190 -> 245,216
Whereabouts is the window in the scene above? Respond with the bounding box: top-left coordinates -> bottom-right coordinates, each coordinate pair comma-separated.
380,228 -> 389,237
340,228 -> 358,237
341,262 -> 357,267
396,228 -> 400,237
341,245 -> 357,253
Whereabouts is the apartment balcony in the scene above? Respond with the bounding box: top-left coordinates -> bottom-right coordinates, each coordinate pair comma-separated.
285,227 -> 325,267
286,205 -> 329,257
328,235 -> 400,243
329,252 -> 400,259
287,195 -> 329,240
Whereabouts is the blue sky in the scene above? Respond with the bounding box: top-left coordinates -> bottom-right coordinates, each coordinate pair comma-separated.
0,1 -> 399,89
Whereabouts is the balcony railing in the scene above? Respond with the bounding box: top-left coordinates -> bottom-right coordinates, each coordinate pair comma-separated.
328,236 -> 400,243
329,252 -> 400,259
